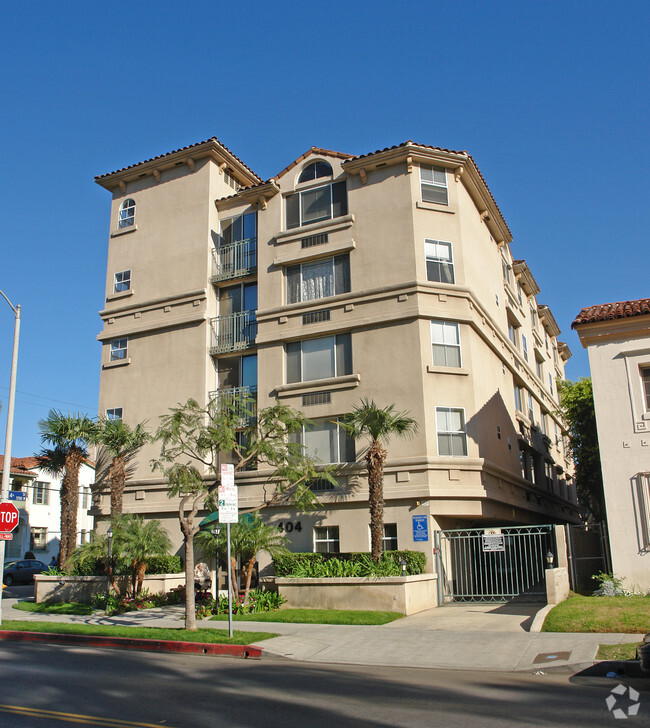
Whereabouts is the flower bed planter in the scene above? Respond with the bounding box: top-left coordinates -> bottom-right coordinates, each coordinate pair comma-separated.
265,574 -> 438,615
34,574 -> 185,604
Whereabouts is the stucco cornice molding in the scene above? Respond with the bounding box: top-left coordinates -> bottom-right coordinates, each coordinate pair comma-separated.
99,289 -> 206,318
574,316 -> 650,347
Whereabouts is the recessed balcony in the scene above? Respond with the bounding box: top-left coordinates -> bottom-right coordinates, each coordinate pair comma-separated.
210,238 -> 257,283
208,386 -> 257,426
209,311 -> 257,354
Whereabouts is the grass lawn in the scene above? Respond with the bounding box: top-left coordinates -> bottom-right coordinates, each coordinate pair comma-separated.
0,620 -> 277,645
13,601 -> 95,616
596,643 -> 641,661
542,594 -> 650,634
209,608 -> 403,625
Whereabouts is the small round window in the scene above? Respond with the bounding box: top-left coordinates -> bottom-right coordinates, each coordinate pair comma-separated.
298,161 -> 333,184
118,199 -> 136,228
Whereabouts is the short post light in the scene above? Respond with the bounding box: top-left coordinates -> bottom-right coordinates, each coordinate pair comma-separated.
399,558 -> 407,577
546,550 -> 554,569
106,527 -> 113,606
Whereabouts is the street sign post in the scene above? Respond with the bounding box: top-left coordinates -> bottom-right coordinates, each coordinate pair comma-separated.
219,464 -> 237,638
0,501 -> 20,534
7,490 -> 27,502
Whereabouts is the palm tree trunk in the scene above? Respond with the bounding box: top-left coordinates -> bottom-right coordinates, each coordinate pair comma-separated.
230,556 -> 238,603
109,456 -> 127,515
242,557 -> 256,605
366,440 -> 387,562
59,450 -> 83,570
136,562 -> 146,595
131,559 -> 138,597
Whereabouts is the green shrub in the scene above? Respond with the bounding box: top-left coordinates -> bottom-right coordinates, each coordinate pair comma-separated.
195,589 -> 286,619
68,554 -> 181,577
273,550 -> 426,577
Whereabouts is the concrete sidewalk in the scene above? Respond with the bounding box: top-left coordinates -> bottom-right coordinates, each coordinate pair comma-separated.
1,596 -> 642,673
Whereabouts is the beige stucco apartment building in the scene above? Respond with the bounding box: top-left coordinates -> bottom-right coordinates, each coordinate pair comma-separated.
94,137 -> 578,572
573,299 -> 650,591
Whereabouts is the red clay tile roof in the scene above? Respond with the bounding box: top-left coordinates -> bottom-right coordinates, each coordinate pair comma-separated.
273,147 -> 354,182
95,137 -> 262,183
0,455 -> 39,476
572,298 -> 650,327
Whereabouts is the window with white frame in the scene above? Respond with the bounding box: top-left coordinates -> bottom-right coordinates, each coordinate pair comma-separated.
106,408 -> 123,420
528,392 -> 535,424
540,413 -> 547,436
383,523 -> 398,551
530,303 -> 538,329
31,527 -> 47,550
286,333 -> 352,383
314,525 -> 340,553
287,255 -> 350,304
436,407 -> 468,456
548,372 -> 554,395
114,270 -> 131,293
81,487 -> 90,510
522,334 -> 528,362
118,199 -> 136,228
431,321 -> 461,367
535,356 -> 543,380
508,321 -> 519,347
514,384 -> 523,413
33,481 -> 49,505
641,367 -> 650,410
289,417 -> 355,464
425,240 -> 455,284
420,164 -> 448,205
286,181 -> 347,229
517,282 -> 523,306
501,252 -> 511,285
298,161 -> 333,183
110,338 -> 128,361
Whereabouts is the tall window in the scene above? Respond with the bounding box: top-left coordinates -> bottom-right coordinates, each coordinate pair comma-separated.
298,161 -> 333,183
521,334 -> 528,362
425,240 -> 454,284
514,385 -> 523,412
436,407 -> 468,456
118,199 -> 136,228
431,321 -> 461,367
287,255 -> 350,304
548,372 -> 554,395
314,526 -> 340,553
535,356 -> 543,380
286,333 -> 352,383
290,417 -> 355,464
508,321 -> 519,347
641,367 -> 650,410
501,252 -> 511,285
420,165 -> 448,205
528,392 -> 535,424
114,270 -> 131,293
286,181 -> 347,229
106,408 -> 123,420
383,523 -> 398,551
33,481 -> 49,505
31,527 -> 47,550
110,338 -> 128,361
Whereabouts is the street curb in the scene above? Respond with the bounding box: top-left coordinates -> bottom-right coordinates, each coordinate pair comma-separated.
529,604 -> 554,633
0,630 -> 263,659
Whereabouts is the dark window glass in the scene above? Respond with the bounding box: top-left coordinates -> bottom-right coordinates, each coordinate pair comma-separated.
332,181 -> 348,218
298,161 -> 333,183
286,193 -> 300,229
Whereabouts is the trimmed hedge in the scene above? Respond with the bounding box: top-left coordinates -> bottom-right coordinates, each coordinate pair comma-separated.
272,551 -> 427,578
69,554 -> 182,577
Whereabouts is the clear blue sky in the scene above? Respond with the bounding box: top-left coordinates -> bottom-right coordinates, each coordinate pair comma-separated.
0,0 -> 647,458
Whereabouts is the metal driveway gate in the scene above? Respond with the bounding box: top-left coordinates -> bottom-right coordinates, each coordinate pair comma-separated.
434,525 -> 556,604
566,523 -> 610,594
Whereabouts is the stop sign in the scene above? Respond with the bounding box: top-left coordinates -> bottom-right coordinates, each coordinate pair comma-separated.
0,502 -> 19,533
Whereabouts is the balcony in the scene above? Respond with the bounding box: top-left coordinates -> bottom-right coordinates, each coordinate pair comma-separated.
208,386 -> 257,426
211,238 -> 256,283
209,311 -> 257,354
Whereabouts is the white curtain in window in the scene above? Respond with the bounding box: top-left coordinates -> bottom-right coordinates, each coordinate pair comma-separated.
304,420 -> 337,462
302,260 -> 333,301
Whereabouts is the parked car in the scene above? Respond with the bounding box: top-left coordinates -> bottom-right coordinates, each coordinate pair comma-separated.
3,559 -> 48,586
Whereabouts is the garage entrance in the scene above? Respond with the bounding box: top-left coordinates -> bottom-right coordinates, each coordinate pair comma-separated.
434,524 -> 556,604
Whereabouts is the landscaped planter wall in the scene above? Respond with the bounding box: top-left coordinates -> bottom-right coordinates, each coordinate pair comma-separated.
267,574 -> 438,615
545,567 -> 570,605
34,573 -> 185,604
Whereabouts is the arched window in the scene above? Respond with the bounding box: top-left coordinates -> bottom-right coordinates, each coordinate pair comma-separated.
118,199 -> 136,228
298,161 -> 333,184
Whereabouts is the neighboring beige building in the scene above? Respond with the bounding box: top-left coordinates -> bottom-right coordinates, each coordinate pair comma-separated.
573,298 -> 650,591
94,137 -> 578,573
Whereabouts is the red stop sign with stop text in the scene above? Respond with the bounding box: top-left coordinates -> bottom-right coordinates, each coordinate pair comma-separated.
0,502 -> 19,532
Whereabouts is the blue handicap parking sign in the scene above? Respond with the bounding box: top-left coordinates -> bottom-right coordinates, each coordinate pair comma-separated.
412,515 -> 429,542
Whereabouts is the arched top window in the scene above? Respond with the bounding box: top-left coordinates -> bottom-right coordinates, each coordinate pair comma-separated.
118,199 -> 136,228
298,161 -> 333,184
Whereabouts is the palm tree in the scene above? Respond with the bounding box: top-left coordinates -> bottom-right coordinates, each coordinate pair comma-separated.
112,513 -> 172,596
342,399 -> 418,562
38,411 -> 98,569
97,418 -> 149,516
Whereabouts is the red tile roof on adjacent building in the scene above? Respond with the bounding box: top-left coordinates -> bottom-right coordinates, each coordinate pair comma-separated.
572,298 -> 650,327
95,136 -> 262,183
0,455 -> 39,476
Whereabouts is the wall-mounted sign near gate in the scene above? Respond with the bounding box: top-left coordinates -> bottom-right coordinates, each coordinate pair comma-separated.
482,534 -> 505,552
412,515 -> 429,542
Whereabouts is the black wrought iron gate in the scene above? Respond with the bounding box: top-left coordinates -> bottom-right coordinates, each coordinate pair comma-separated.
566,523 -> 610,594
434,525 -> 556,604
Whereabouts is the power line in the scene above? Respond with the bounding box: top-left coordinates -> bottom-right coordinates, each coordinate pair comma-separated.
0,386 -> 95,411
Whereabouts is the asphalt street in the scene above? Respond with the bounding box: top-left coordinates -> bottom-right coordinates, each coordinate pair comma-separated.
0,641 -> 647,728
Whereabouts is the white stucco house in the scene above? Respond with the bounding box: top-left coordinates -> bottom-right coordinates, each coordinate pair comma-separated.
573,298 -> 650,591
0,456 -> 95,564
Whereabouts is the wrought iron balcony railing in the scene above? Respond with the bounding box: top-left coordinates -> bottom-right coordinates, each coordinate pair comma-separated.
208,386 -> 257,425
211,238 -> 257,282
209,311 -> 257,354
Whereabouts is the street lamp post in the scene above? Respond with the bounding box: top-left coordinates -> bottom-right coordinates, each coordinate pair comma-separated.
0,290 -> 21,628
106,527 -> 113,609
